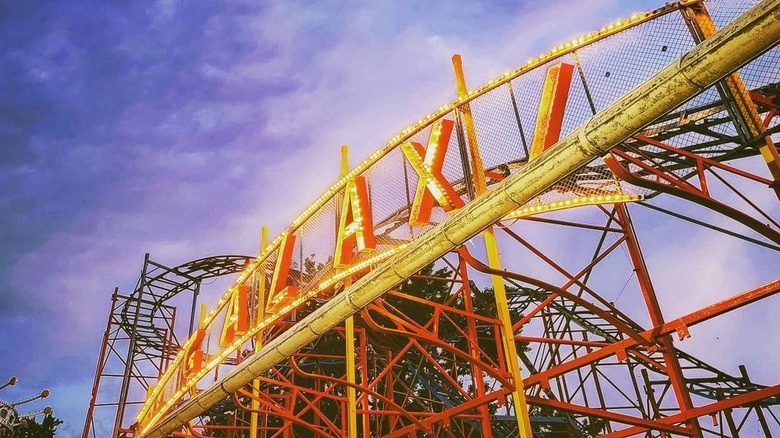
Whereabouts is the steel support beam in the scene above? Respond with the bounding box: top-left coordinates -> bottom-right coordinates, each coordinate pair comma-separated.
600,384 -> 780,438
524,278 -> 780,388
452,53 -> 533,437
616,204 -> 703,436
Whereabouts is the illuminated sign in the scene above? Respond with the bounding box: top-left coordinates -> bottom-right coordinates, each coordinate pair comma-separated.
401,119 -> 464,226
136,57 -> 643,433
219,284 -> 249,347
334,175 -> 375,267
266,232 -> 298,312
529,62 -> 574,160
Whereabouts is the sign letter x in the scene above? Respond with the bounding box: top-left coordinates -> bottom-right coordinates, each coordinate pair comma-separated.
401,119 -> 464,226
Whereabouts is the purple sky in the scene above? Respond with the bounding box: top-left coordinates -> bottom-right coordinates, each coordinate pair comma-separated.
1,0 -> 778,436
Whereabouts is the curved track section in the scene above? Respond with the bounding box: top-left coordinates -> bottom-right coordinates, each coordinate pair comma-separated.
120,255 -> 253,355
82,255 -> 252,438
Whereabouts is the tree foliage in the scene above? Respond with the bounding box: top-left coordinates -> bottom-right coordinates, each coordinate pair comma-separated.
13,414 -> 63,438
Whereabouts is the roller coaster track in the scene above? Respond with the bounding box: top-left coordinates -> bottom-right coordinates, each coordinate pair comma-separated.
118,255 -> 253,355
83,1 -> 780,437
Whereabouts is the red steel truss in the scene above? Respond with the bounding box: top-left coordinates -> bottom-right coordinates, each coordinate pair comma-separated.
84,0 -> 780,436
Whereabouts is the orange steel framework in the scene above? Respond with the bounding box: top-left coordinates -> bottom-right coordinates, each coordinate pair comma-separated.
83,0 -> 780,436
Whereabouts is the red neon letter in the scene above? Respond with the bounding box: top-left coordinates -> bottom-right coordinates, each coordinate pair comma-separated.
334,175 -> 375,267
401,119 -> 464,226
266,232 -> 299,312
183,328 -> 205,378
529,62 -> 574,160
219,283 -> 249,347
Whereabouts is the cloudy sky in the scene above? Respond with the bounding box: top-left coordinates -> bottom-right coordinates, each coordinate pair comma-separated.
1,0 -> 777,436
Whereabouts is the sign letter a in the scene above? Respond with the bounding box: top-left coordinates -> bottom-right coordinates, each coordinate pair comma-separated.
334,175 -> 375,268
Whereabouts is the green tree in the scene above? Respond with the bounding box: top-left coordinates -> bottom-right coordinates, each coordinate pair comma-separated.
14,414 -> 63,438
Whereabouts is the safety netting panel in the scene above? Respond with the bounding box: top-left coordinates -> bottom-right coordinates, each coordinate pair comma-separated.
570,9 -> 699,197
708,0 -> 780,137
467,83 -> 529,172
290,192 -> 338,292
708,0 -> 780,90
707,0 -> 780,134
575,11 -> 695,113
490,48 -> 650,215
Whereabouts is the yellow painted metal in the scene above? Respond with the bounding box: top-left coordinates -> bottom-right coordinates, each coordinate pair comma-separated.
341,145 -> 349,179
685,2 -> 780,197
248,365 -> 261,435
185,303 -> 207,424
505,193 -> 643,218
341,145 -> 359,438
344,299 -> 357,437
452,54 -> 487,195
452,53 -> 534,438
249,227 -> 268,438
136,1 -> 780,436
484,228 -> 533,432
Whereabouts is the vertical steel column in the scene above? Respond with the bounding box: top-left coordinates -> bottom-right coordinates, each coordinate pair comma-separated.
458,255 -> 493,437
615,204 -> 703,437
249,227 -> 268,438
187,282 -> 200,336
359,328 -> 370,435
114,254 -> 149,437
452,54 -> 533,438
345,307 -> 358,436
341,145 -> 359,438
82,288 -> 120,438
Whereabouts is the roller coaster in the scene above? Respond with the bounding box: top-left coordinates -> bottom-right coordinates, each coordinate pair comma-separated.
83,0 -> 780,436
